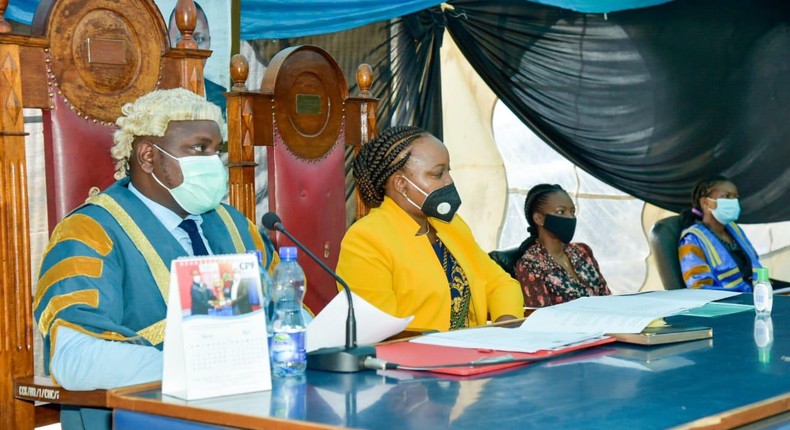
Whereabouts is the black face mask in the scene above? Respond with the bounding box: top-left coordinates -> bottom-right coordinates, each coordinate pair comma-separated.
543,214 -> 576,243
403,176 -> 462,223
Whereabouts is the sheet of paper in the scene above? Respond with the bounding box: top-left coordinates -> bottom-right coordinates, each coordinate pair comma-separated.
408,327 -> 602,353
306,292 -> 414,352
631,289 -> 740,307
519,290 -> 733,334
520,306 -> 666,334
773,286 -> 790,295
681,302 -> 753,318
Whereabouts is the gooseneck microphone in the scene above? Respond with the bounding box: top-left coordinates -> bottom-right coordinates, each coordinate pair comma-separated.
261,212 -> 376,372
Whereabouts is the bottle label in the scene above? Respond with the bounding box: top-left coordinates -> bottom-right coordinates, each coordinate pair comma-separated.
754,284 -> 771,312
271,331 -> 306,364
754,292 -> 766,311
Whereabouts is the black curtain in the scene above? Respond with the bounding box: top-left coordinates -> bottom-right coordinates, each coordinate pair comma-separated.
382,8 -> 446,139
444,0 -> 790,223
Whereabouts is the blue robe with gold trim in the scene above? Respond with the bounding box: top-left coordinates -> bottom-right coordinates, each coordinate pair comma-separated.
678,222 -> 761,292
33,178 -> 275,372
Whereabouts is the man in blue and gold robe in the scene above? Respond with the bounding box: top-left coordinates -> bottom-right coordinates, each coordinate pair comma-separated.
33,88 -> 276,429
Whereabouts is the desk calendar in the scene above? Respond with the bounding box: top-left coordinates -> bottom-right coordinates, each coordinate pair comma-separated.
162,253 -> 272,400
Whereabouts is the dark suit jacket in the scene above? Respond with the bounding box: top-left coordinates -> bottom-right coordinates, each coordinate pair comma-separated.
232,279 -> 254,315
191,282 -> 215,315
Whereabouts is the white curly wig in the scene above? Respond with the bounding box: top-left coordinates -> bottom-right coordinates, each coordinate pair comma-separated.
111,88 -> 224,178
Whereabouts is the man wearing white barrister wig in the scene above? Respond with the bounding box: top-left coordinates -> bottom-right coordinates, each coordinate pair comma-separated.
33,89 -> 277,430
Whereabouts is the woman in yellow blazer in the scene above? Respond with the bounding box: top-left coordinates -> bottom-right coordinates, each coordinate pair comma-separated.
336,126 -> 523,332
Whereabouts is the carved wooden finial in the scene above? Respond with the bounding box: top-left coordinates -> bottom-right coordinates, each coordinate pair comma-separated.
0,0 -> 12,34
175,0 -> 198,49
357,63 -> 373,96
230,54 -> 249,92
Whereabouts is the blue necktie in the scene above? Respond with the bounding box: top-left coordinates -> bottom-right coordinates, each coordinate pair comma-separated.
179,219 -> 209,256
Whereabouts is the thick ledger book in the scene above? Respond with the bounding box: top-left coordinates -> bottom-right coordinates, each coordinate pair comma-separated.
609,325 -> 712,345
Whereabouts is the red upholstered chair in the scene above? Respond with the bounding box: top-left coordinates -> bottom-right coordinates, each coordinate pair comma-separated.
42,90 -> 117,231
226,47 -> 379,314
0,0 -> 212,427
37,0 -> 211,231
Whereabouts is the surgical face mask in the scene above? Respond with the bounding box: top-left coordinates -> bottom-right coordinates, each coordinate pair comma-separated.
152,145 -> 228,215
401,175 -> 462,223
193,276 -> 201,283
708,197 -> 741,224
542,214 -> 577,244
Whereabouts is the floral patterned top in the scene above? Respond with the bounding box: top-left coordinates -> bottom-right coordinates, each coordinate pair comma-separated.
514,241 -> 610,307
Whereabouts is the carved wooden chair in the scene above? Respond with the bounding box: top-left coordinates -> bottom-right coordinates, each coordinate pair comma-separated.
0,0 -> 212,427
226,46 -> 379,314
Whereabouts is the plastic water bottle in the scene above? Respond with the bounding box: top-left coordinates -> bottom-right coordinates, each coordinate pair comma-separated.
753,268 -> 773,315
270,246 -> 307,376
248,250 -> 274,351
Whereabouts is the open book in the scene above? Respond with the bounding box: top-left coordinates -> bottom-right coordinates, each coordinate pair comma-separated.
515,290 -> 728,347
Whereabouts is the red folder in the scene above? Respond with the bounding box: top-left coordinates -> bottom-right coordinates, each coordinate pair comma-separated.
375,336 -> 615,376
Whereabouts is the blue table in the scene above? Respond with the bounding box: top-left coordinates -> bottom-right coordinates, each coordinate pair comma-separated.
110,295 -> 790,429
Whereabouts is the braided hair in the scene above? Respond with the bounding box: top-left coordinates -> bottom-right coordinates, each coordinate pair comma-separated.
353,125 -> 426,207
679,175 -> 730,229
517,184 -> 566,255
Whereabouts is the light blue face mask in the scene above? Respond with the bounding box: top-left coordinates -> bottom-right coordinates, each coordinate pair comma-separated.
708,197 -> 741,224
152,145 -> 228,215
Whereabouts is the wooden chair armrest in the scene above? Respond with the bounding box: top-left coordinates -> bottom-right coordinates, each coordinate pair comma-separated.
13,375 -> 109,408
35,403 -> 60,427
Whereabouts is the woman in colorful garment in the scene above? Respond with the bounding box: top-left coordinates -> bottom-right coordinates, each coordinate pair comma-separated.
336,126 -> 523,332
513,184 -> 610,307
678,176 -> 764,291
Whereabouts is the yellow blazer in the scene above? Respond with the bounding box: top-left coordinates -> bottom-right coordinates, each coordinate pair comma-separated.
336,196 -> 523,332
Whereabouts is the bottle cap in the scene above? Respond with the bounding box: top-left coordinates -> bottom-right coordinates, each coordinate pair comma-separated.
279,246 -> 298,260
756,267 -> 770,282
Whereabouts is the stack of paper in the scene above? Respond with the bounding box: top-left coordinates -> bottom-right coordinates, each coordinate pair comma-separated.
520,290 -> 738,334
411,290 -> 738,352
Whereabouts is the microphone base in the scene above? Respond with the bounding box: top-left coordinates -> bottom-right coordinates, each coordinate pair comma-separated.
307,346 -> 377,373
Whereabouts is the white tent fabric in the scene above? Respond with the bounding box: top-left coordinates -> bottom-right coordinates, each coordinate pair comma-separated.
493,101 -> 649,294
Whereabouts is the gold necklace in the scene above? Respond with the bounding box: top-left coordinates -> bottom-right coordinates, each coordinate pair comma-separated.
551,251 -> 577,278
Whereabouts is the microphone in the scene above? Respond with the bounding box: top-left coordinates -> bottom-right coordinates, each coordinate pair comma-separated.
262,212 -> 376,372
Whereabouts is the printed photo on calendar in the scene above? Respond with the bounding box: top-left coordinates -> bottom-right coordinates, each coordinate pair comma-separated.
172,254 -> 264,318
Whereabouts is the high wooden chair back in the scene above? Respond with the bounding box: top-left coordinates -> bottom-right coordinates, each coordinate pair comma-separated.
226,46 -> 379,314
